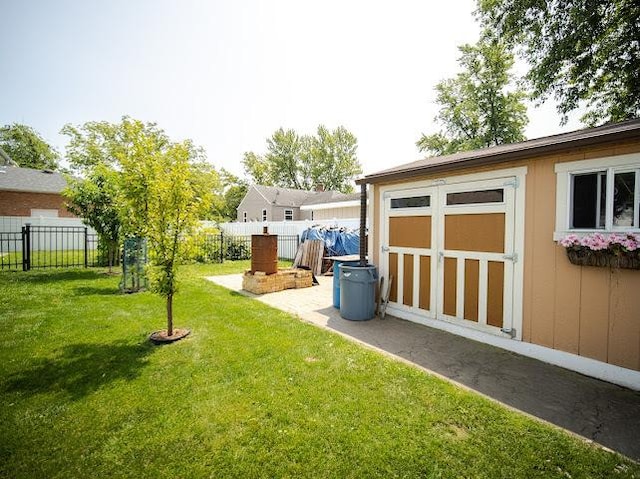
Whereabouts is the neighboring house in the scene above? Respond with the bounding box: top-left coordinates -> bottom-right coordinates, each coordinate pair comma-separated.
0,165 -> 75,217
236,184 -> 359,222
359,119 -> 640,389
300,191 -> 360,220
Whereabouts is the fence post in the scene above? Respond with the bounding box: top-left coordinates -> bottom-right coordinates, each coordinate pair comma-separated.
219,231 -> 224,263
23,223 -> 31,271
84,227 -> 88,268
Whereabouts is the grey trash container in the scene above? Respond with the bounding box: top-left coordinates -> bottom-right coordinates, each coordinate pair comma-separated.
339,264 -> 377,321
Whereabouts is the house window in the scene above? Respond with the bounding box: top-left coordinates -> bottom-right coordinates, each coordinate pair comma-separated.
242,211 -> 247,223
262,209 -> 267,222
284,209 -> 293,221
555,153 -> 640,238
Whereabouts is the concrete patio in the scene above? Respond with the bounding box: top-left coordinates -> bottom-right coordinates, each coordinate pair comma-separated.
206,273 -> 640,461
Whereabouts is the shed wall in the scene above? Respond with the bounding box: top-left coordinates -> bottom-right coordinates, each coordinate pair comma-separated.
370,139 -> 640,371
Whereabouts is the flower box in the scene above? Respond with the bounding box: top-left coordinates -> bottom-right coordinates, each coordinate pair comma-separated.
560,233 -> 640,270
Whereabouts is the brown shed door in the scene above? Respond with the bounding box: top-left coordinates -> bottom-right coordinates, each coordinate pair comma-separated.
384,178 -> 517,336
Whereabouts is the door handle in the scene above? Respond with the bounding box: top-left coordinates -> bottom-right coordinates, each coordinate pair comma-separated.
381,245 -> 390,252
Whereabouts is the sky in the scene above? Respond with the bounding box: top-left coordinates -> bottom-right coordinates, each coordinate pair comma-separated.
1,0 -> 584,178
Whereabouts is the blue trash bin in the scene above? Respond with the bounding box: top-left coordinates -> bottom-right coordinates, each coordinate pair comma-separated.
340,264 -> 378,321
333,260 -> 358,308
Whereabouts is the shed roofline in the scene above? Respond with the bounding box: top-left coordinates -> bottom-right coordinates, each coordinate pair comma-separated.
357,120 -> 640,185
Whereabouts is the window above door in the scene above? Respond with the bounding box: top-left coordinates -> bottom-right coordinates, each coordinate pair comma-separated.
555,153 -> 640,239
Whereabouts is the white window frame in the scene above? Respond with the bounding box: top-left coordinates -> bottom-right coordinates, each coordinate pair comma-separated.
284,209 -> 293,221
261,209 -> 267,222
242,211 -> 247,223
554,152 -> 640,240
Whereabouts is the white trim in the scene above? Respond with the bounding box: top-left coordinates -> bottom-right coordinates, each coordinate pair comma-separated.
284,209 -> 294,221
300,200 -> 360,211
386,306 -> 640,391
378,166 -> 527,342
554,152 -> 640,239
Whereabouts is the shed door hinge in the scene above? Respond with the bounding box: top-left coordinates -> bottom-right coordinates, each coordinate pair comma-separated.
502,253 -> 518,263
503,177 -> 519,188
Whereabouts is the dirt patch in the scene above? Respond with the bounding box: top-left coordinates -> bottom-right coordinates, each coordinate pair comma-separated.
149,328 -> 191,344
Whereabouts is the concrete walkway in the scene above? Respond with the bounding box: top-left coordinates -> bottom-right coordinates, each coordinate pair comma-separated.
206,274 -> 640,461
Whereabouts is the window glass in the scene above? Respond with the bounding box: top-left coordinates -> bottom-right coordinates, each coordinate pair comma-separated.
390,196 -> 430,208
571,172 -> 606,229
613,172 -> 636,227
446,189 -> 504,205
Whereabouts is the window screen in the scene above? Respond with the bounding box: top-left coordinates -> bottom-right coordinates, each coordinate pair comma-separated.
390,196 -> 430,208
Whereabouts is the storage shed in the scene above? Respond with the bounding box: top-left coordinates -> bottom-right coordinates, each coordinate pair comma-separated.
358,119 -> 640,389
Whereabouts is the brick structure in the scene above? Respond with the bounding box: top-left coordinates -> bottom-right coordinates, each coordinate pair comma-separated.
0,190 -> 75,217
0,166 -> 75,217
242,269 -> 313,294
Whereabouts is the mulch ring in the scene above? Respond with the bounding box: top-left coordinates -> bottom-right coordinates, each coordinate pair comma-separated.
149,328 -> 191,345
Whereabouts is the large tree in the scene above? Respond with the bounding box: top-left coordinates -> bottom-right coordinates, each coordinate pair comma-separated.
243,125 -> 361,193
478,0 -> 640,126
0,123 -> 60,170
417,37 -> 528,156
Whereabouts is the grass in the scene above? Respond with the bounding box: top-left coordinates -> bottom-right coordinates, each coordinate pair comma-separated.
0,262 -> 638,478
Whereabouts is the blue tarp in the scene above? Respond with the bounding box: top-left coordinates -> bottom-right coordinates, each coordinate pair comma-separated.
300,226 -> 360,257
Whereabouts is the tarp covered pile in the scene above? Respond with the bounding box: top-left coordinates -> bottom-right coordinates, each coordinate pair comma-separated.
300,226 -> 360,257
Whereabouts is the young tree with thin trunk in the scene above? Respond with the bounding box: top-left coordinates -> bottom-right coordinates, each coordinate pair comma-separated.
119,134 -> 213,338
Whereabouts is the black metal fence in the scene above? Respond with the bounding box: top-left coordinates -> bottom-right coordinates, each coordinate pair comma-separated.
188,233 -> 299,263
0,224 -> 103,271
0,225 -> 300,271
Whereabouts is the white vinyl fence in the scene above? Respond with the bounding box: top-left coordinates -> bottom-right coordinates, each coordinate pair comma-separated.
215,218 -> 361,237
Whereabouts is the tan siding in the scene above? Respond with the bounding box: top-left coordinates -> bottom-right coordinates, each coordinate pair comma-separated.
553,248 -> 581,354
528,156 -> 557,348
372,139 -> 640,370
311,206 -> 359,220
607,269 -> 640,370
579,267 -> 610,362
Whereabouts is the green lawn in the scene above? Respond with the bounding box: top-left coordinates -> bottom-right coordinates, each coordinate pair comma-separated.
0,262 -> 637,478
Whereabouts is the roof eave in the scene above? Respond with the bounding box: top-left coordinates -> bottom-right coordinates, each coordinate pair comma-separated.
357,126 -> 640,185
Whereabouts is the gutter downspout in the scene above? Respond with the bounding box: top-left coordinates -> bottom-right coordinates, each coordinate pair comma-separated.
359,182 -> 367,266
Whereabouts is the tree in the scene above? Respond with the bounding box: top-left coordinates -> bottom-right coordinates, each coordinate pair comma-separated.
243,125 -> 362,193
63,165 -> 120,272
119,138 -> 213,338
215,169 -> 248,220
0,123 -> 60,170
478,0 -> 640,126
417,37 -> 528,156
310,125 -> 361,193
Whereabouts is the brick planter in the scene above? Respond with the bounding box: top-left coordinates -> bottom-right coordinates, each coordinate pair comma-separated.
242,268 -> 313,294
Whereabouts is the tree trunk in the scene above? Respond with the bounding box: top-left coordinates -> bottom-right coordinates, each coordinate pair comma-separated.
167,293 -> 174,337
107,243 -> 114,274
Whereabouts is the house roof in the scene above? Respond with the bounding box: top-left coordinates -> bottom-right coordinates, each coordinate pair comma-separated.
300,191 -> 360,206
0,165 -> 68,194
358,119 -> 640,184
252,184 -> 318,207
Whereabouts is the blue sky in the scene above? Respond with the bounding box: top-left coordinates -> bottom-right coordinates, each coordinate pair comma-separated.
1,0 -> 582,177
